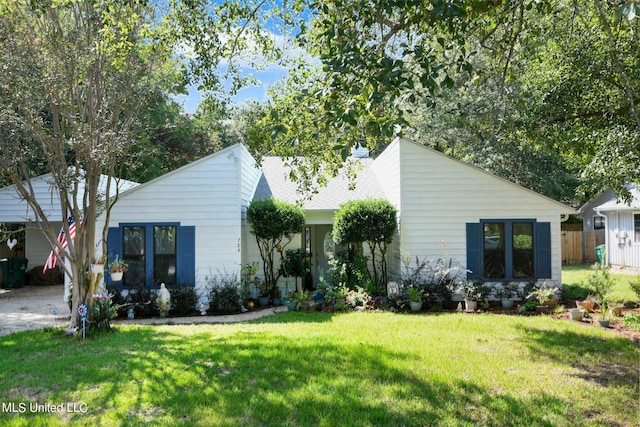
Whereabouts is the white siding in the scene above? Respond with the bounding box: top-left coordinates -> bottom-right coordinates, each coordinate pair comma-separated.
392,138 -> 571,285
606,212 -> 640,268
96,145 -> 247,290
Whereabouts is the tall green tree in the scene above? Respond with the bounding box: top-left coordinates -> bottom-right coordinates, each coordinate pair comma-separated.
257,0 -> 639,202
0,0 -> 166,327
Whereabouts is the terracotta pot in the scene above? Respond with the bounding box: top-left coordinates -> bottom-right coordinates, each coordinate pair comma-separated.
577,300 -> 595,312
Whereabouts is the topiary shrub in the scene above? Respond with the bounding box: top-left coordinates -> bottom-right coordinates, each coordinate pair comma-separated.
246,198 -> 305,296
333,198 -> 397,289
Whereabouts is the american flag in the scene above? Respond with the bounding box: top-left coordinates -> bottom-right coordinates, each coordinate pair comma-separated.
43,216 -> 76,274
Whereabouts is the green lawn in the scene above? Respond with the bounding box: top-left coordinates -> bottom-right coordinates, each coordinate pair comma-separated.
1,312 -> 638,426
562,264 -> 640,303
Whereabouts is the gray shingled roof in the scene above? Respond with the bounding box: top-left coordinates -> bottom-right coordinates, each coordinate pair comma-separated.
253,157 -> 386,210
595,186 -> 640,211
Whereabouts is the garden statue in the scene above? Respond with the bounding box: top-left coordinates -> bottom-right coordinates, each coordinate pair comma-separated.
157,283 -> 171,317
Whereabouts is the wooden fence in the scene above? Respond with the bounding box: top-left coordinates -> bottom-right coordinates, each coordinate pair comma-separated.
561,230 -> 605,265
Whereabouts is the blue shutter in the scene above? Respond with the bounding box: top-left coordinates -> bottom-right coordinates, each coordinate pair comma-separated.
536,222 -> 552,279
466,223 -> 482,280
106,227 -> 122,286
177,226 -> 196,285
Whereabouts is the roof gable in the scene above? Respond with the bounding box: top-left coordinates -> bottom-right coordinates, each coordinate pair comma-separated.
256,156 -> 386,210
394,137 -> 575,213
0,172 -> 139,222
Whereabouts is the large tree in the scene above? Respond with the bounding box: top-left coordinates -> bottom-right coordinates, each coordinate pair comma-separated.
256,0 -> 639,202
0,0 -> 165,327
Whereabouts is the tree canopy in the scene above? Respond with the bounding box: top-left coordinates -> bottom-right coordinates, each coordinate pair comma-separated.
253,0 -> 639,204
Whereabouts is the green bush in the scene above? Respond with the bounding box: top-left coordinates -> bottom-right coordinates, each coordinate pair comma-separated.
328,249 -> 372,292
629,277 -> 640,300
127,285 -> 157,317
623,313 -> 640,331
207,272 -> 243,313
170,286 -> 199,316
246,198 -> 305,295
332,198 -> 397,286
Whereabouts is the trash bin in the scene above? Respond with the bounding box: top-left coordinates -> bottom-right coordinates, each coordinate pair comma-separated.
0,257 -> 28,289
595,244 -> 606,266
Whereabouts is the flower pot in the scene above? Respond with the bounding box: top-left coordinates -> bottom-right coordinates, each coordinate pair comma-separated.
597,319 -> 610,328
110,271 -> 123,282
611,306 -> 623,317
501,299 -> 515,309
535,305 -> 550,314
568,308 -> 584,321
91,264 -> 105,275
409,301 -> 423,312
287,301 -> 297,312
159,310 -> 169,318
272,297 -> 281,306
464,300 -> 477,312
258,296 -> 270,307
577,300 -> 595,312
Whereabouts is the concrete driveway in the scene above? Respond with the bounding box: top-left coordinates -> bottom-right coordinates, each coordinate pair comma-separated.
0,285 -> 70,336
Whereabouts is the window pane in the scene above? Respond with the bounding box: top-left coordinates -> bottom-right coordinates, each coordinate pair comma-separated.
634,214 -> 640,243
123,226 -> 146,286
513,222 -> 534,278
154,226 -> 176,285
483,223 -> 505,278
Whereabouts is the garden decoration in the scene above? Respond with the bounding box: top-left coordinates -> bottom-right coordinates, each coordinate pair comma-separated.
6,237 -> 17,250
78,302 -> 88,339
157,283 -> 171,317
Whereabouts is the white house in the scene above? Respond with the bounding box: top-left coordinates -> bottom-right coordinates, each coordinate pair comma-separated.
594,186 -> 640,270
96,138 -> 575,297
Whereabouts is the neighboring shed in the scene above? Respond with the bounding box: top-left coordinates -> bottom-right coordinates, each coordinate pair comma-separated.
594,186 -> 640,270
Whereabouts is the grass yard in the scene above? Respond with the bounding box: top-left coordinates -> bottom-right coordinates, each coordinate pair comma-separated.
0,312 -> 638,426
562,264 -> 640,303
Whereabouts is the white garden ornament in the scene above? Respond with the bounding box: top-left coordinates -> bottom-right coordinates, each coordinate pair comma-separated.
157,283 -> 171,317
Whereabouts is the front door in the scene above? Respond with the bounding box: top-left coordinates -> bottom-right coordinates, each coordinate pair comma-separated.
310,225 -> 342,288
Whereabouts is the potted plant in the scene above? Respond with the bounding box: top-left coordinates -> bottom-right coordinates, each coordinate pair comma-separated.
257,280 -> 270,307
577,294 -> 596,312
90,254 -> 106,276
597,299 -> 611,327
568,307 -> 585,321
242,262 -> 259,282
496,282 -> 518,309
526,284 -> 559,314
108,258 -> 128,282
456,280 -> 486,312
272,287 -> 282,306
406,286 -> 424,312
289,290 -> 312,311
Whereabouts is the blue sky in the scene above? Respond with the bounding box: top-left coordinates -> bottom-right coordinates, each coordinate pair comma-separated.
174,63 -> 289,113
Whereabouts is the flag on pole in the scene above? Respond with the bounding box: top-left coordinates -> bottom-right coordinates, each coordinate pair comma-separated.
43,216 -> 76,274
